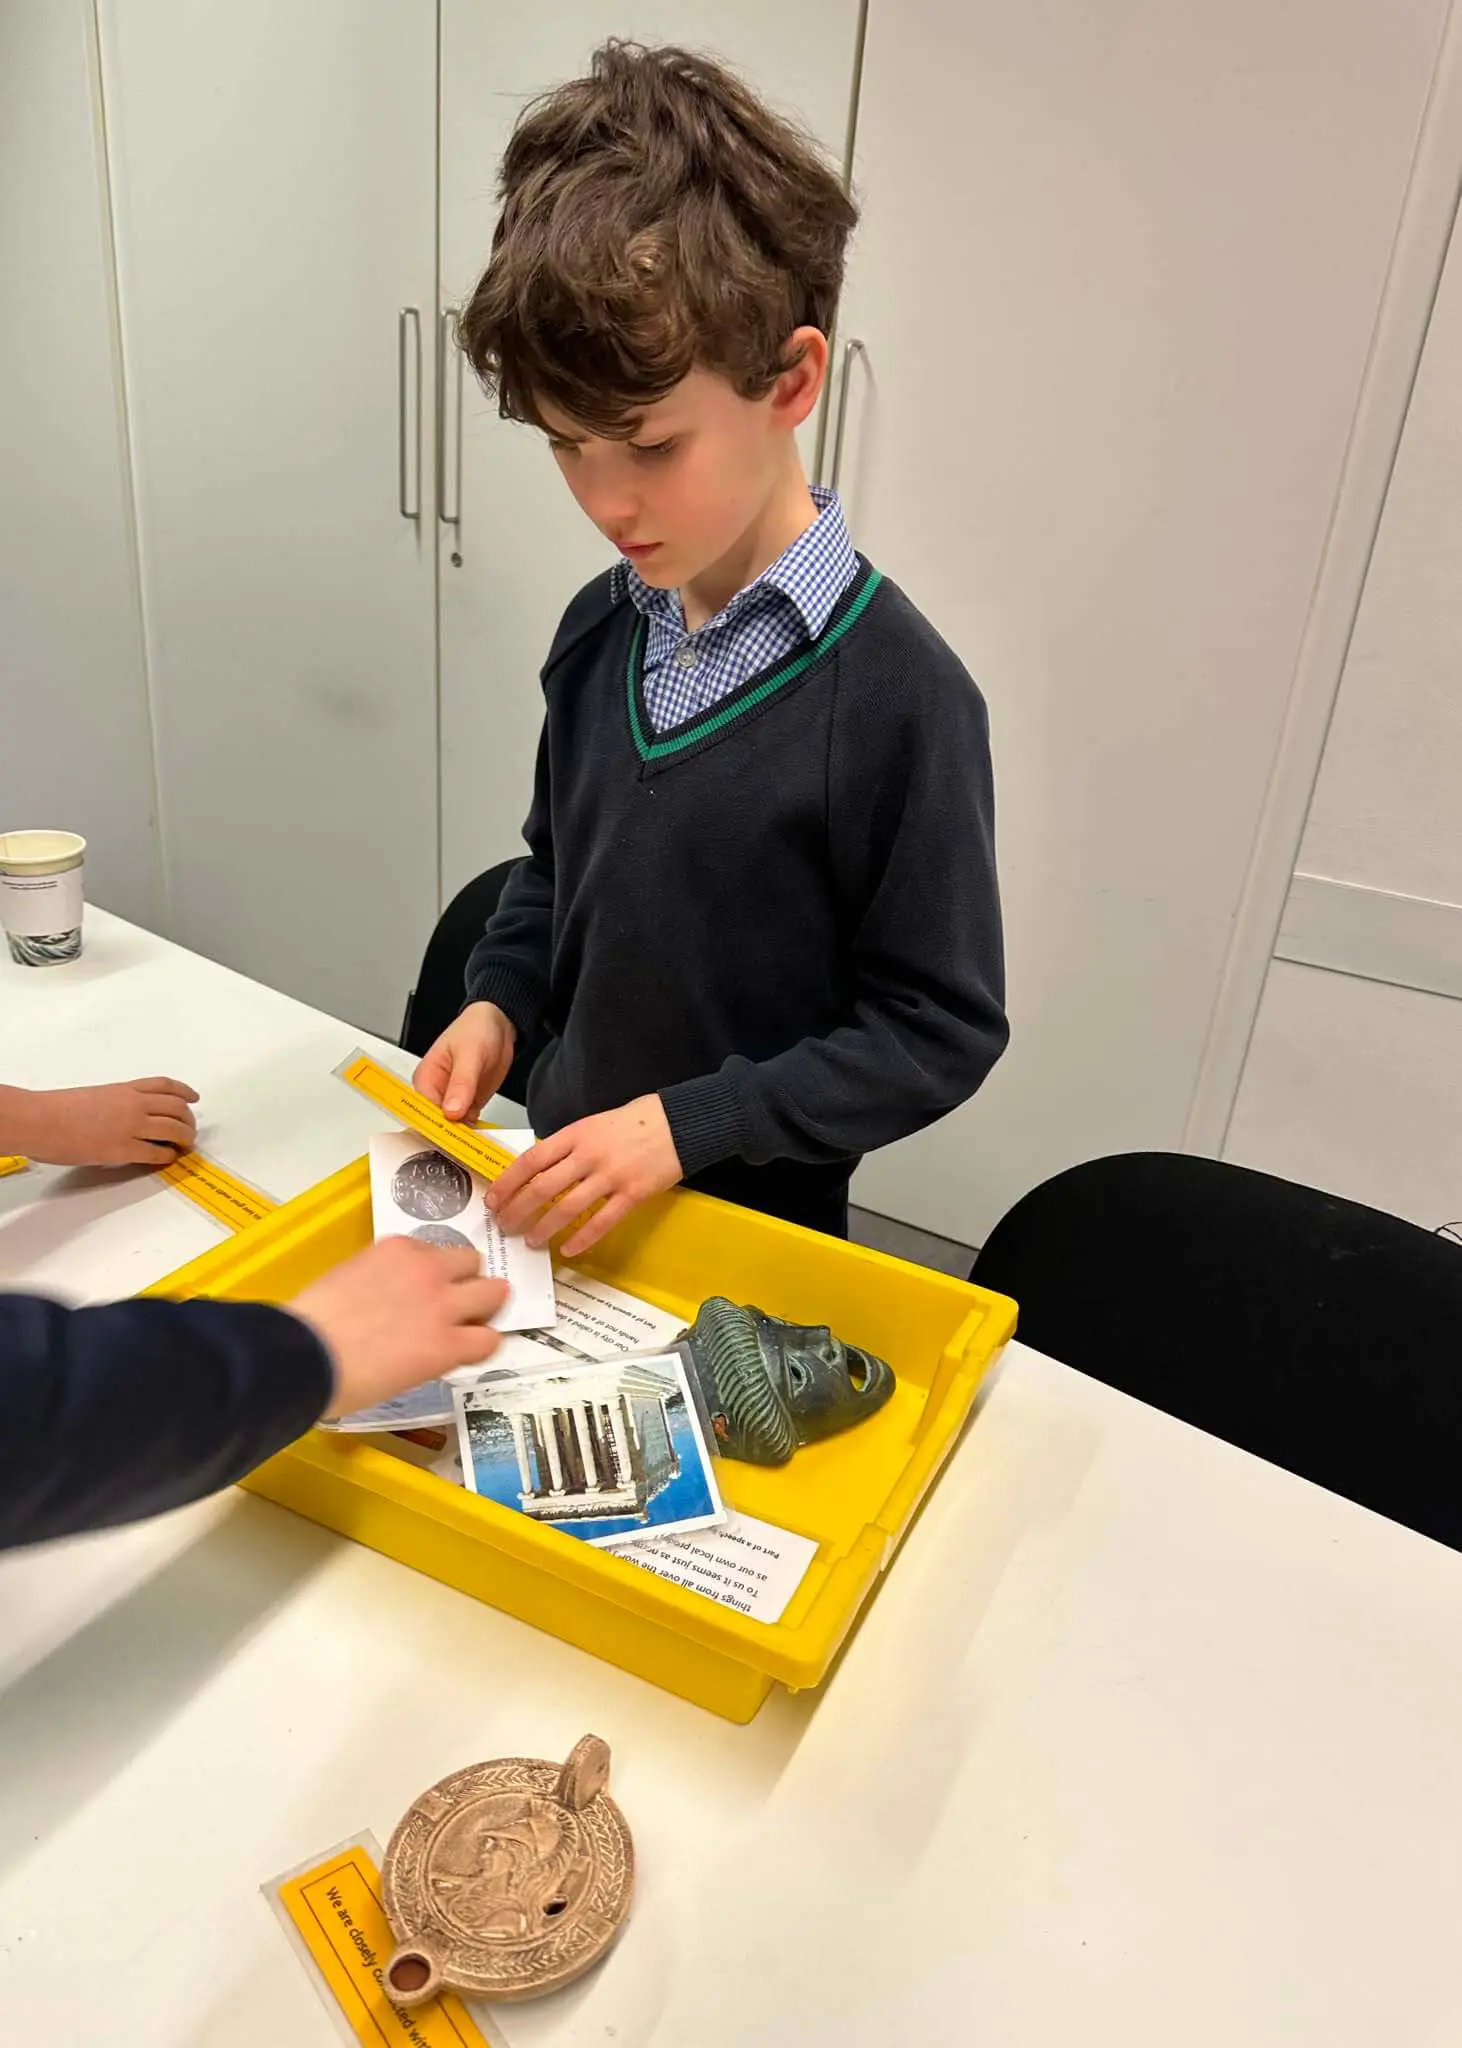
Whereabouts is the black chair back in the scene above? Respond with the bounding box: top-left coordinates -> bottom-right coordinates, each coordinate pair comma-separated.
401,860 -> 541,1105
973,1153 -> 1462,1551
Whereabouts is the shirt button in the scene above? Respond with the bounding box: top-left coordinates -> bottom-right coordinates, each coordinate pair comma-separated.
676,642 -> 697,668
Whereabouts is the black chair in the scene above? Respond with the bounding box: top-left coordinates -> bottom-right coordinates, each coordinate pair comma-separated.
971,1152 -> 1462,1552
401,858 -> 543,1105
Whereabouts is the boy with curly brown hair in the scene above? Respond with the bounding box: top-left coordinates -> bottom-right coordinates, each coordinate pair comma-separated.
416,42 -> 1007,1250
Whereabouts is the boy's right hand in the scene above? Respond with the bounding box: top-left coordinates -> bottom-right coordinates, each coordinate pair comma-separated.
12,1078 -> 199,1167
293,1238 -> 508,1419
413,1002 -> 517,1123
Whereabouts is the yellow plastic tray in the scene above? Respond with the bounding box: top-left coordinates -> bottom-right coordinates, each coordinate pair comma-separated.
150,1161 -> 1015,1722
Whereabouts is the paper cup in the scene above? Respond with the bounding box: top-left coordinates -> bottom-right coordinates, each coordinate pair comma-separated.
0,831 -> 86,966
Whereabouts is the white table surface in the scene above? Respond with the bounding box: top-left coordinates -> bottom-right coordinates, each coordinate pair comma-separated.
3,914 -> 1461,2046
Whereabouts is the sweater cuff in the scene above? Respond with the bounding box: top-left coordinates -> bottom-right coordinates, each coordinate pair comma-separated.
463,963 -> 547,1046
659,1070 -> 752,1178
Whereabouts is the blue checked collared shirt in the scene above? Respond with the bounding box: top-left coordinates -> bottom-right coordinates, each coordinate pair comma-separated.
610,485 -> 859,733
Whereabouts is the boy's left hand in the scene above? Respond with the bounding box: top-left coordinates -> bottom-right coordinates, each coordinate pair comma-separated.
487,1096 -> 682,1258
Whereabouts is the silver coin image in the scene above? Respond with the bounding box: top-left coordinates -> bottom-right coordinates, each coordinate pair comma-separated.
411,1223 -> 475,1251
392,1149 -> 473,1223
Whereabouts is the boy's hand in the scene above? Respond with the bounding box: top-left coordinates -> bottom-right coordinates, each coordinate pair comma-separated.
8,1079 -> 199,1167
488,1095 -> 682,1258
413,1003 -> 517,1123
293,1238 -> 508,1419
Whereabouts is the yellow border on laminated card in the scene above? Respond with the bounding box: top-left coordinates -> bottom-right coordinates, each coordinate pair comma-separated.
158,1149 -> 276,1230
0,1145 -> 271,1223
334,1049 -> 519,1183
276,1842 -> 494,2047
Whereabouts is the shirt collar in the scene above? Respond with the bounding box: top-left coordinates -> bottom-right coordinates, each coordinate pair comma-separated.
613,486 -> 855,639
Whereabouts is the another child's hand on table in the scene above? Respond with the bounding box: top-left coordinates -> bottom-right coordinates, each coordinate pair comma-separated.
413,1002 -> 517,1122
0,1078 -> 199,1167
487,1096 -> 683,1258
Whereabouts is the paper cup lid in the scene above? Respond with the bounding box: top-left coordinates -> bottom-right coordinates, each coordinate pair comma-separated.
0,831 -> 86,875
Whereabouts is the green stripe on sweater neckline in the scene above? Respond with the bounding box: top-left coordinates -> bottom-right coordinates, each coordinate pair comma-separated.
627,567 -> 884,763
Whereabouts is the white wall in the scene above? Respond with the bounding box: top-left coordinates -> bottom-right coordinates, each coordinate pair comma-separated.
97,0 -> 441,1038
1298,194 -> 1462,911
1226,962 -> 1461,1231
1224,177 -> 1462,1229
0,0 -> 161,929
837,0 -> 1452,1244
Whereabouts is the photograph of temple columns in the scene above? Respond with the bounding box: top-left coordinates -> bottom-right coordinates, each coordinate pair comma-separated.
455,1355 -> 726,1547
504,1364 -> 680,1521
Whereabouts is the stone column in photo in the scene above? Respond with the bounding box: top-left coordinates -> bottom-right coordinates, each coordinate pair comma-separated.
539,1406 -> 566,1494
571,1402 -> 600,1488
509,1412 -> 533,1493
605,1397 -> 633,1489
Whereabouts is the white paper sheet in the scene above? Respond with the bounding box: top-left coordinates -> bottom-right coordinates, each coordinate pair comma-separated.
367,1130 -> 556,1332
484,1126 -> 535,1156
318,1381 -> 458,1433
613,1509 -> 820,1623
547,1269 -> 687,1359
428,1438 -> 465,1486
321,1335 -> 572,1438
323,1135 -> 558,1433
460,1333 -> 572,1382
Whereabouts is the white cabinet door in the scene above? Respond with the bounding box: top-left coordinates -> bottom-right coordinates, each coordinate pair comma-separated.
1223,179 -> 1462,1229
98,2 -> 439,1036
437,4 -> 862,902
835,0 -> 1450,1244
1226,963 -> 1462,1233
1296,182 -> 1462,914
0,1 -> 160,929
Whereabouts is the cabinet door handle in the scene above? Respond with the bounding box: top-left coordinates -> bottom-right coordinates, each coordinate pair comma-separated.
397,308 -> 421,519
437,309 -> 464,557
829,336 -> 866,493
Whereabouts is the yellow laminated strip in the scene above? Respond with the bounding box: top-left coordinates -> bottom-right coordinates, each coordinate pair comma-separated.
1,1146 -> 270,1230
335,1049 -> 518,1184
276,1843 -> 494,2047
157,1149 -> 276,1231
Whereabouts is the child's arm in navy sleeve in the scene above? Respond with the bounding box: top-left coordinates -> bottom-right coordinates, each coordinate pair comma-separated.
0,1294 -> 332,1551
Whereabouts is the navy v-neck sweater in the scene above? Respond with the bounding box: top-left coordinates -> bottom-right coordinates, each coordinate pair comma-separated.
465,557 -> 1008,1180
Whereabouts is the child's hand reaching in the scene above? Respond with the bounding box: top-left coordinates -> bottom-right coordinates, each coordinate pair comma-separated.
487,1096 -> 682,1258
295,1239 -> 507,1418
413,1002 -> 518,1123
0,1079 -> 199,1167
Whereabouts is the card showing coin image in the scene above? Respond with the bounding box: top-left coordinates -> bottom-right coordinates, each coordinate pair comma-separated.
368,1130 -> 558,1333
